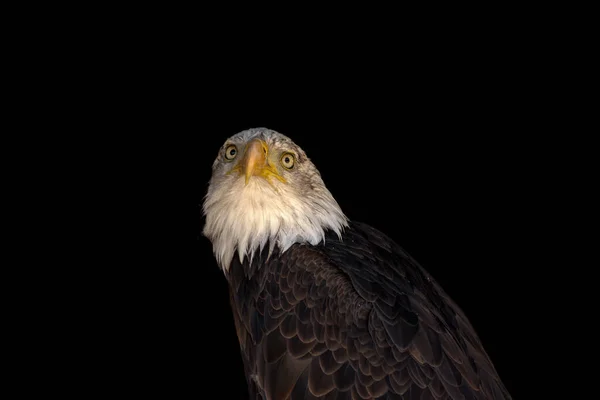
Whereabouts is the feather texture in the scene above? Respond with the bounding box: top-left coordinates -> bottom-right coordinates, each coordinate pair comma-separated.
227,222 -> 511,399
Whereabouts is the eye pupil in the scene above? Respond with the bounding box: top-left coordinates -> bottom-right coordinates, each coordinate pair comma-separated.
281,153 -> 294,169
225,145 -> 237,160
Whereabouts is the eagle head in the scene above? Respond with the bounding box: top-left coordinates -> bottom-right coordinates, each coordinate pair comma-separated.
202,128 -> 348,272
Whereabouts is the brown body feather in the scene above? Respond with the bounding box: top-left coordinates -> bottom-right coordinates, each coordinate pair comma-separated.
226,221 -> 511,400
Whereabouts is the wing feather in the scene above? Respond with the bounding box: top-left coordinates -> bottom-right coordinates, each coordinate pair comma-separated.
227,221 -> 511,399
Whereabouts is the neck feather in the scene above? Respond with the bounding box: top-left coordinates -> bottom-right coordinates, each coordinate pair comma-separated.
203,178 -> 348,272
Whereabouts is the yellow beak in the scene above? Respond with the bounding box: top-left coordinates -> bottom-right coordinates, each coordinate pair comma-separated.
228,139 -> 286,185
242,139 -> 268,185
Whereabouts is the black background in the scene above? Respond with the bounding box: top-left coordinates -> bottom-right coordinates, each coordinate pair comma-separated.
52,22 -> 570,398
16,4 -> 594,397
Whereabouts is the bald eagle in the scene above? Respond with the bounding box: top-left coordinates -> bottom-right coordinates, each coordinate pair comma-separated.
203,128 -> 511,399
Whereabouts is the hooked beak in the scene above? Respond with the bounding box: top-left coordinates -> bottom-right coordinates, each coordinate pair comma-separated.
228,138 -> 286,185
242,139 -> 268,185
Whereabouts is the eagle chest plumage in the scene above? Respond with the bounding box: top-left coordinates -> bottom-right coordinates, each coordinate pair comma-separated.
225,222 -> 511,400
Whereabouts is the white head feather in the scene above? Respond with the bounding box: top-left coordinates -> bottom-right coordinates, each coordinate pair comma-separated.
202,128 -> 348,272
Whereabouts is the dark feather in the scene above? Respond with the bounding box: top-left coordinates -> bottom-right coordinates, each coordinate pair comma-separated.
367,378 -> 389,397
355,379 -> 371,399
288,335 -> 316,358
310,341 -> 328,357
331,347 -> 348,364
265,353 -> 311,400
308,357 -> 335,396
298,320 -> 316,343
319,351 -> 343,374
264,329 -> 288,363
296,302 -> 311,323
226,222 -> 511,399
332,363 -> 355,391
280,314 -> 297,338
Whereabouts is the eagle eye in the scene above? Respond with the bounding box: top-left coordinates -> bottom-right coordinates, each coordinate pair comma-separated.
224,145 -> 237,161
280,152 -> 295,169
